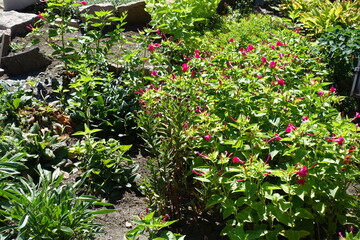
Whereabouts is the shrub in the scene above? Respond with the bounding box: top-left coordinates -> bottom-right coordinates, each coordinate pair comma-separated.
136,12 -> 360,239
145,0 -> 221,39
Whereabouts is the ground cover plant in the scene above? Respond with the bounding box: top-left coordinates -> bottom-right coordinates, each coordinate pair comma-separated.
0,0 -> 359,239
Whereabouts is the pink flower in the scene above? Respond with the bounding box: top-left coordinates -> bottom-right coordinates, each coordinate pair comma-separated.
161,214 -> 170,223
153,29 -> 161,34
267,133 -> 282,143
296,178 -> 306,185
181,63 -> 189,72
317,91 -> 324,96
75,1 -> 87,5
276,41 -> 285,46
279,53 -> 284,57
269,61 -> 276,68
151,70 -> 159,77
37,12 -> 47,20
270,45 -> 276,50
148,43 -> 161,53
327,136 -> 344,146
295,28 -> 301,34
229,38 -> 234,42
277,78 -> 285,86
329,86 -> 337,93
227,61 -> 233,68
247,44 -> 255,52
192,169 -> 204,176
285,123 -> 297,133
194,49 -> 200,58
196,152 -> 209,158
232,156 -> 245,164
296,166 -> 308,177
26,24 -> 34,31
302,116 -> 309,121
261,56 -> 267,63
352,112 -> 360,120
204,134 -> 211,142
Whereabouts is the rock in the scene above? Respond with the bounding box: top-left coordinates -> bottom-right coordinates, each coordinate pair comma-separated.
125,222 -> 132,228
55,18 -> 80,28
0,11 -> 37,37
117,0 -> 151,27
79,3 -> 117,31
2,47 -> 52,76
0,68 -> 4,76
79,3 -> 115,22
3,0 -> 36,11
0,29 -> 11,68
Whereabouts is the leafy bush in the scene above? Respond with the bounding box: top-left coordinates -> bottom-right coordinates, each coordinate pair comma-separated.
145,0 -> 221,39
126,211 -> 185,240
278,0 -> 360,36
136,13 -> 360,239
70,125 -> 139,196
0,166 -> 114,239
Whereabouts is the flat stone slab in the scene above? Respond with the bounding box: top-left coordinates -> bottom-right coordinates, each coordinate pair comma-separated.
2,0 -> 36,11
117,0 -> 150,26
2,47 -> 52,76
0,11 -> 37,37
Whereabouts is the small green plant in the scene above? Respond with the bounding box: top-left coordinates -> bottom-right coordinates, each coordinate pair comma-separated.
0,166 -> 114,239
278,0 -> 360,36
145,0 -> 221,39
125,211 -> 185,240
70,125 -> 139,196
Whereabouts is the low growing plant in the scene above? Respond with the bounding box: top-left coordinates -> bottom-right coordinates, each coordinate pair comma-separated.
70,125 -> 139,196
125,211 -> 185,240
0,166 -> 114,239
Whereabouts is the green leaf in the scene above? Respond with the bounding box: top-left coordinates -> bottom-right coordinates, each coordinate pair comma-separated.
92,209 -> 116,215
12,98 -> 21,109
60,226 -> 74,235
282,230 -> 310,240
295,208 -> 314,219
18,215 -> 29,229
206,194 -> 222,208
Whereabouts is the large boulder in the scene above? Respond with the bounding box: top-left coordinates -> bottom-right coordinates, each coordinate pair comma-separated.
3,0 -> 36,11
2,47 -> 52,76
0,11 -> 37,37
117,0 -> 151,27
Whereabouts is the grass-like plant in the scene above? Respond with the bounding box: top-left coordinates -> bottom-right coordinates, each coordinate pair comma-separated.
0,166 -> 114,239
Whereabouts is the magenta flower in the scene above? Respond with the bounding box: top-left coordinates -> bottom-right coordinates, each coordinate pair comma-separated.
279,53 -> 284,57
151,70 -> 159,77
270,45 -> 276,50
229,38 -> 234,42
329,86 -> 337,93
285,123 -> 297,133
181,63 -> 189,72
327,136 -> 344,146
269,61 -> 276,68
247,44 -> 255,52
37,12 -> 47,20
232,156 -> 245,164
276,41 -> 285,46
296,166 -> 308,177
277,79 -> 285,86
192,169 -> 204,176
204,134 -> 211,142
295,28 -> 301,34
302,116 -> 309,121
352,112 -> 360,121
153,29 -> 161,34
317,91 -> 324,96
261,56 -> 267,63
296,178 -> 306,185
75,1 -> 87,5
148,43 -> 161,53
266,133 -> 282,143
26,24 -> 34,31
194,49 -> 200,58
